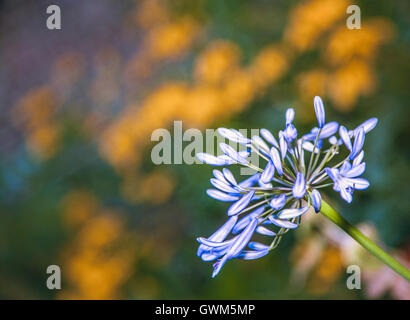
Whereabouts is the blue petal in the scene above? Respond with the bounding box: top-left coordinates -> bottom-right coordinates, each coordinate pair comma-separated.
349,127 -> 365,160
269,194 -> 287,210
339,125 -> 352,151
270,147 -> 283,175
197,216 -> 238,256
302,141 -> 320,154
311,189 -> 322,213
212,255 -> 228,278
213,169 -> 227,183
279,133 -> 287,159
238,173 -> 260,188
340,187 -> 353,203
206,189 -> 239,202
235,249 -> 269,260
260,161 -> 275,184
219,143 -> 248,165
252,135 -> 270,154
320,121 -> 339,139
340,161 -> 352,175
352,151 -> 364,166
345,177 -> 370,190
355,118 -> 378,135
210,178 -> 238,193
197,153 -> 230,166
284,124 -> 297,142
260,128 -> 279,148
286,108 -> 295,125
268,216 -> 299,229
328,136 -> 338,145
345,162 -> 366,178
197,236 -> 236,248
248,242 -> 270,251
314,96 -> 325,128
222,168 -> 237,186
228,190 -> 256,216
292,172 -> 306,199
232,207 -> 265,234
256,226 -> 276,236
325,167 -> 339,182
226,218 -> 258,258
278,206 -> 309,219
218,128 -> 250,144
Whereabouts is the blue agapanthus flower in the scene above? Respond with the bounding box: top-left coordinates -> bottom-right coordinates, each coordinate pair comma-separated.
196,96 -> 378,278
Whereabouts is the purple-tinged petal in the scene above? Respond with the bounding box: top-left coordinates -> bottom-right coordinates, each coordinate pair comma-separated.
349,127 -> 365,160
260,161 -> 275,184
270,194 -> 287,210
206,189 -> 239,202
278,206 -> 309,219
311,189 -> 322,213
228,190 -> 256,216
339,125 -> 352,151
292,172 -> 306,199
286,108 -> 295,125
260,128 -> 279,148
314,96 -> 325,128
270,147 -> 283,175
256,226 -> 276,236
268,216 -> 299,229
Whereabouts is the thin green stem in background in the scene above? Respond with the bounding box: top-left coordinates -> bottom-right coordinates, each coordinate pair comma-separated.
320,199 -> 410,282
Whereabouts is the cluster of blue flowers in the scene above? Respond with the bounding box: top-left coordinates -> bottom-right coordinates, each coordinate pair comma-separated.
196,96 -> 378,278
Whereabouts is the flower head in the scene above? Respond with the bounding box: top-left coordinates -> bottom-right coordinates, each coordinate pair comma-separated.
196,96 -> 377,277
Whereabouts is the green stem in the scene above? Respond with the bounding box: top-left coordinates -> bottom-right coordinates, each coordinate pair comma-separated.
320,200 -> 410,281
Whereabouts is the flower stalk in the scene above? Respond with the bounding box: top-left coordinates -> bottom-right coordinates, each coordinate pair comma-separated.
320,199 -> 410,281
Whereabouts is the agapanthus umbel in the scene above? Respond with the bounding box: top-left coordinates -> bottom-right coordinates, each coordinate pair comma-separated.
196,96 -> 378,278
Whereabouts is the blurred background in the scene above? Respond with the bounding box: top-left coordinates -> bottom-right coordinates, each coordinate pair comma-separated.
0,0 -> 409,299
